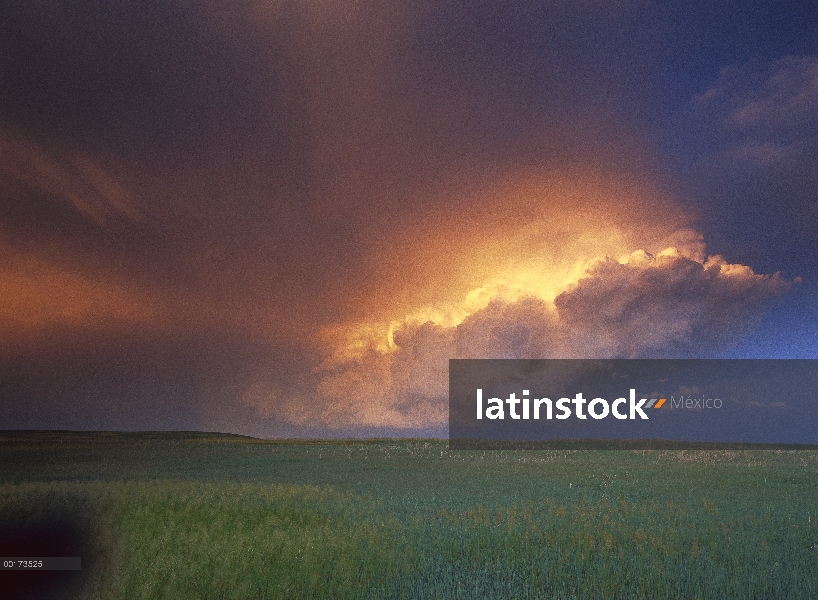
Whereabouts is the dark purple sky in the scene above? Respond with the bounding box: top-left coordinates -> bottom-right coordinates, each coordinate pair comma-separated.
1,0 -> 815,437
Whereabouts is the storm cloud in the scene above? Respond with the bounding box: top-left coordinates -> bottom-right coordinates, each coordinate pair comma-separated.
0,1 -> 813,436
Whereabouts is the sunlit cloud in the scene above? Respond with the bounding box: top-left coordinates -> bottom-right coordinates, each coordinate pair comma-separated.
310,220 -> 792,428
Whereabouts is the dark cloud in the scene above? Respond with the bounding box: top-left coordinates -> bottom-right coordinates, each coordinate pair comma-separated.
669,55 -> 818,276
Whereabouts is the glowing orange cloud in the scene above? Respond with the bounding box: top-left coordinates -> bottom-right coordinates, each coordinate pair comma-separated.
294,172 -> 793,429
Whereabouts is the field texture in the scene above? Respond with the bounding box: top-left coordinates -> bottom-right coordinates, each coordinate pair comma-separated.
1,432 -> 817,599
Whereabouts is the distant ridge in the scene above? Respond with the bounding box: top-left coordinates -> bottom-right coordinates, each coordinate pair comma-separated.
0,430 -> 261,444
0,431 -> 442,445
1,431 -> 817,450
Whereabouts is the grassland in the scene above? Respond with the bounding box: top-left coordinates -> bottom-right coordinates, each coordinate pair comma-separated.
1,431 -> 817,598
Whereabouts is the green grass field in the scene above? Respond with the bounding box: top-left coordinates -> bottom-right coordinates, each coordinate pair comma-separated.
1,431 -> 817,598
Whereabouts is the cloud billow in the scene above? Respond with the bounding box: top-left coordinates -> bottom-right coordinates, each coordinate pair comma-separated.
313,243 -> 792,429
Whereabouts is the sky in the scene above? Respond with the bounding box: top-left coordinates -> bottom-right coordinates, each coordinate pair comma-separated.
0,0 -> 816,437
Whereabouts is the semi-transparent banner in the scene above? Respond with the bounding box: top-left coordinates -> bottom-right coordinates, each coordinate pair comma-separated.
448,359 -> 818,449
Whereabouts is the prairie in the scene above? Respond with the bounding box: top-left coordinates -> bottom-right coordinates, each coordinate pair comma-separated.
1,431 -> 817,598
